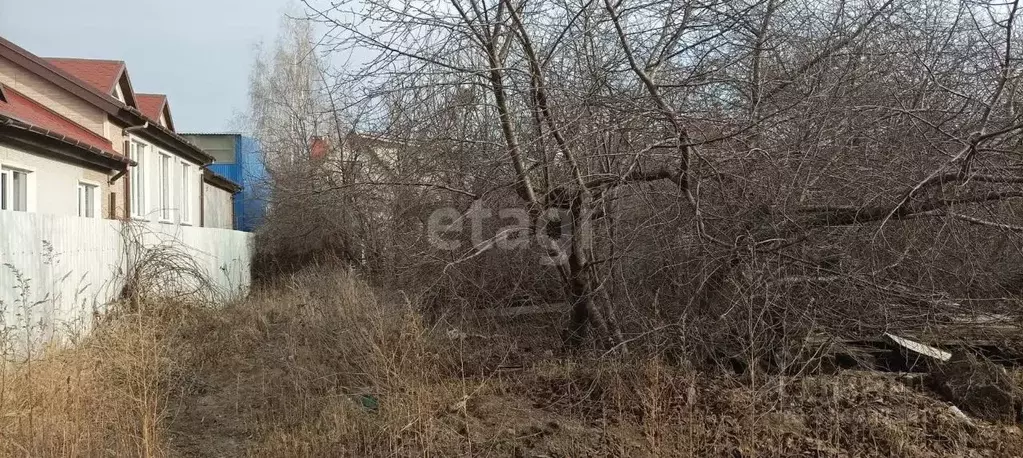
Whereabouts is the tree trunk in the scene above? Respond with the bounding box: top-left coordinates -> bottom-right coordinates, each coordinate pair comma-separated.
562,198 -> 621,349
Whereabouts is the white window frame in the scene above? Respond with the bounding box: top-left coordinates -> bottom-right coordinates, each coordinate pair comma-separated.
0,162 -> 35,213
129,139 -> 147,219
158,151 -> 173,222
179,161 -> 192,225
77,180 -> 101,219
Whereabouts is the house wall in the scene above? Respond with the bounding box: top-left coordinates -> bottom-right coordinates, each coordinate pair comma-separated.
202,182 -> 233,229
128,135 -> 203,225
0,56 -> 130,219
103,120 -> 128,219
0,142 -> 110,218
105,119 -> 125,152
184,134 -> 268,232
0,56 -> 107,136
206,162 -> 240,229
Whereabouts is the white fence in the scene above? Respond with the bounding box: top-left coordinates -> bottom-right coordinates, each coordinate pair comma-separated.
0,211 -> 252,344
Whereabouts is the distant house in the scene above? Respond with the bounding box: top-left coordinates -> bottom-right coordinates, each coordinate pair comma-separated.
0,36 -> 240,227
303,131 -> 406,182
182,133 -> 267,232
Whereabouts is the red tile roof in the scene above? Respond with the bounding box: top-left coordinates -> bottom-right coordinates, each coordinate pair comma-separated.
0,84 -> 115,153
45,58 -> 124,94
136,93 -> 166,121
0,37 -> 214,164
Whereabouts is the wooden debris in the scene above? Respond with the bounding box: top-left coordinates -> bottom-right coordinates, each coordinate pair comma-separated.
884,333 -> 952,362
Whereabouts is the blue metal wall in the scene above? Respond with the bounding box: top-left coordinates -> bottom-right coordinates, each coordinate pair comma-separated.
235,136 -> 268,232
205,135 -> 267,232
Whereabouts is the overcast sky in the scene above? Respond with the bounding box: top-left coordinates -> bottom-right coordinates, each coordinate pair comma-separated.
0,0 -> 290,133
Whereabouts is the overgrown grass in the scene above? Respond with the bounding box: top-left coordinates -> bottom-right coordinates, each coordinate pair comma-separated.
2,268 -> 1021,456
0,300 -> 168,456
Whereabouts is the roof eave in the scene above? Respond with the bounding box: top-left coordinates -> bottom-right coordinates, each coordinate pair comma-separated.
119,107 -> 213,164
0,114 -> 134,171
202,168 -> 242,194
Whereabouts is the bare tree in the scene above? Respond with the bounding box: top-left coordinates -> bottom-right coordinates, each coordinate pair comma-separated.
247,16 -> 375,273
285,0 -> 1023,357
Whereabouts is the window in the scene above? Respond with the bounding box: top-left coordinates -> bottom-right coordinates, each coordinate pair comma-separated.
129,140 -> 146,217
180,162 -> 191,223
159,153 -> 172,220
78,182 -> 98,218
0,166 -> 29,212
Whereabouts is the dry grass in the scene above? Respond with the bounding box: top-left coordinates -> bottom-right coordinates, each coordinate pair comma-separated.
0,302 -> 169,456
2,268 -> 1022,457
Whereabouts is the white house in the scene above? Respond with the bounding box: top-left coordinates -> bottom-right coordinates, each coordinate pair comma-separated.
0,36 -> 239,227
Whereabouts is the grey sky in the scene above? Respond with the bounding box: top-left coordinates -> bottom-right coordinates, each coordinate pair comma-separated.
0,0 -> 289,133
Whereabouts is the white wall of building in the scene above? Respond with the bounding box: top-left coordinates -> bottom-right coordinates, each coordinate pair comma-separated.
202,182 -> 233,229
127,135 -> 202,225
0,142 -> 111,218
0,135 -> 213,226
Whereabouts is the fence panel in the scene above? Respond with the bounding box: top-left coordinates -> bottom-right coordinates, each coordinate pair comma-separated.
0,211 -> 252,344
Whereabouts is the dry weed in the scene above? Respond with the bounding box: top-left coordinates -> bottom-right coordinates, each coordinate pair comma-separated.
0,302 -> 173,456
2,268 -> 1022,457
